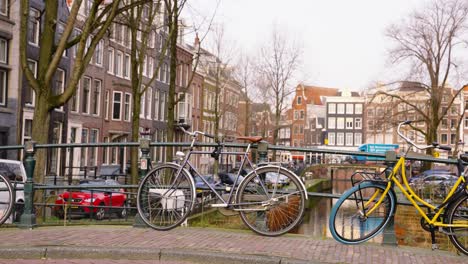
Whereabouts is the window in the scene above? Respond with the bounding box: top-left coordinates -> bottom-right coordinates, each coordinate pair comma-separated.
451,134 -> 456,145
146,87 -> 152,119
465,117 -> 468,128
115,51 -> 123,77
92,79 -> 101,115
0,70 -> 5,106
104,90 -> 109,120
82,77 -> 91,114
328,117 -> 336,129
80,128 -> 89,168
355,104 -> 363,114
297,96 -> 302,105
294,110 -> 299,120
23,119 -> 33,143
107,48 -> 114,74
142,55 -> 147,77
328,133 -> 335,145
367,108 -> 374,117
70,81 -> 79,112
112,91 -> 122,120
124,54 -> 130,79
89,129 -> 99,167
346,118 -> 353,129
0,38 -> 7,63
54,69 -> 65,111
148,57 -> 153,77
346,133 -> 353,146
441,133 -> 448,144
441,119 -> 448,129
160,92 -> 166,121
94,40 -> 103,66
354,133 -> 362,145
300,110 -> 304,119
328,103 -> 336,114
337,104 -> 345,114
154,90 -> 159,120
337,117 -> 345,129
346,104 -> 353,114
124,93 -> 131,121
28,9 -> 40,46
25,60 -> 37,106
355,118 -> 362,129
337,133 -> 344,146
367,120 -> 374,131
0,0 -> 8,16
140,88 -> 145,118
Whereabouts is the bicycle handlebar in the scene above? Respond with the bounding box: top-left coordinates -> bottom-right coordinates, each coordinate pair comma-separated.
177,125 -> 215,139
397,121 -> 451,152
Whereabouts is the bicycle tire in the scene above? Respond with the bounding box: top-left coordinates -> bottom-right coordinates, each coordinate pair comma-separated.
446,193 -> 468,255
236,166 -> 306,236
329,181 -> 396,244
137,163 -> 196,231
0,174 -> 14,225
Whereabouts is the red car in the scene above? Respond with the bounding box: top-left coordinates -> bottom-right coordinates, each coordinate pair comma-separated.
54,179 -> 128,220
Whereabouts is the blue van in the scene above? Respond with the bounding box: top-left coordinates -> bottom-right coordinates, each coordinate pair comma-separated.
354,144 -> 400,161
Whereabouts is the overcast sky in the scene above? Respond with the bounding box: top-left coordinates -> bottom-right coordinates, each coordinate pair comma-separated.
183,0 -> 434,91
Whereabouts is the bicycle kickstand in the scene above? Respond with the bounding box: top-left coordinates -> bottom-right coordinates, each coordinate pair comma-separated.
429,226 -> 439,250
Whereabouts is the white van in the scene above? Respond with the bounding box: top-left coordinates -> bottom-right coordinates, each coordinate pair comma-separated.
0,159 -> 26,223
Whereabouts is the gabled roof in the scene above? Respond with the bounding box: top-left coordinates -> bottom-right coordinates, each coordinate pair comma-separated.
299,84 -> 339,105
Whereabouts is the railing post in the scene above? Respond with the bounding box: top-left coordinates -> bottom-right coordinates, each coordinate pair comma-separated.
133,138 -> 151,228
382,150 -> 397,246
257,140 -> 269,163
18,141 -> 37,229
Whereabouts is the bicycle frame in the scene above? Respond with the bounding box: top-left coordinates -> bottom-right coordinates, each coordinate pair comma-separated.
176,142 -> 258,206
366,153 -> 467,229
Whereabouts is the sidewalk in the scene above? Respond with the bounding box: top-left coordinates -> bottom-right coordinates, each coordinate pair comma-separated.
0,226 -> 465,264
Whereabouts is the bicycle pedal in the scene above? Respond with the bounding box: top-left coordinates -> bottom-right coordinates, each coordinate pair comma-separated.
431,244 -> 439,250
211,203 -> 228,208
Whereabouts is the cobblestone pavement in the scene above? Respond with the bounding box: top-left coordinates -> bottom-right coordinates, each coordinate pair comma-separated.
0,226 -> 466,264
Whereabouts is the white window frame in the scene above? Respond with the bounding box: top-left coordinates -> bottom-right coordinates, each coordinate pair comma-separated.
146,87 -> 152,120
154,89 -> 159,120
92,79 -> 101,116
81,76 -> 91,114
355,103 -> 363,114
0,38 -> 7,63
0,0 -> 8,16
346,133 -> 353,146
337,133 -> 344,146
354,133 -> 362,146
328,133 -> 335,145
28,8 -> 40,46
140,87 -> 146,118
0,70 -> 6,106
25,59 -> 37,106
328,103 -> 336,114
355,118 -> 362,129
346,104 -> 354,114
112,91 -> 122,120
124,93 -> 131,122
94,40 -> 103,66
104,90 -> 109,120
107,47 -> 114,74
337,104 -> 345,114
54,68 -> 65,111
124,53 -> 130,79
115,51 -> 123,77
337,117 -> 345,129
346,118 -> 353,129
328,117 -> 336,129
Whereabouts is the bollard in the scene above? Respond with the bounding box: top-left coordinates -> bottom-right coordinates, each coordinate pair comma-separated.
133,138 -> 151,228
257,140 -> 269,163
382,150 -> 397,246
18,141 -> 37,229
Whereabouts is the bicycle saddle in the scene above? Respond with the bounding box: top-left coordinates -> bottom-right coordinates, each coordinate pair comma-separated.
236,136 -> 263,143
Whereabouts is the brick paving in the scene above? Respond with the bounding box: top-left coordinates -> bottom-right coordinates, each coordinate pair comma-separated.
0,226 -> 466,264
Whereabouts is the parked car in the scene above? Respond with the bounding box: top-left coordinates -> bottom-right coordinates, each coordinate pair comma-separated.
54,179 -> 127,220
264,172 -> 290,187
0,159 -> 26,223
409,169 -> 457,186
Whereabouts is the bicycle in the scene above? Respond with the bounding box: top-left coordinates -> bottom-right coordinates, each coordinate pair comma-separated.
329,120 -> 468,255
137,127 -> 308,236
0,173 -> 14,225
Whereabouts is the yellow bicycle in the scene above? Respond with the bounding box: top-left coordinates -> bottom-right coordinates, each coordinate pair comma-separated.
329,121 -> 468,255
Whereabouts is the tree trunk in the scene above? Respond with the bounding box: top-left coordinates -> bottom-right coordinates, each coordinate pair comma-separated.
130,94 -> 141,185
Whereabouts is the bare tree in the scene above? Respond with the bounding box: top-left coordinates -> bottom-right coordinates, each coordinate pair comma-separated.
257,27 -> 301,161
19,0 -> 142,184
234,53 -> 255,136
376,0 -> 468,159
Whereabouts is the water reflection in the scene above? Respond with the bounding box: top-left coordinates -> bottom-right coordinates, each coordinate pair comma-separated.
297,197 -> 331,237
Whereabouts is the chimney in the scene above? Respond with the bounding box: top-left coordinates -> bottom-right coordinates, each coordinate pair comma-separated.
194,33 -> 200,50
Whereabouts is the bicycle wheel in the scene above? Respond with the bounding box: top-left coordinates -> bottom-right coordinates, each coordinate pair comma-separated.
0,174 -> 14,225
446,194 -> 468,255
236,166 -> 306,236
329,181 -> 396,244
137,163 -> 196,230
